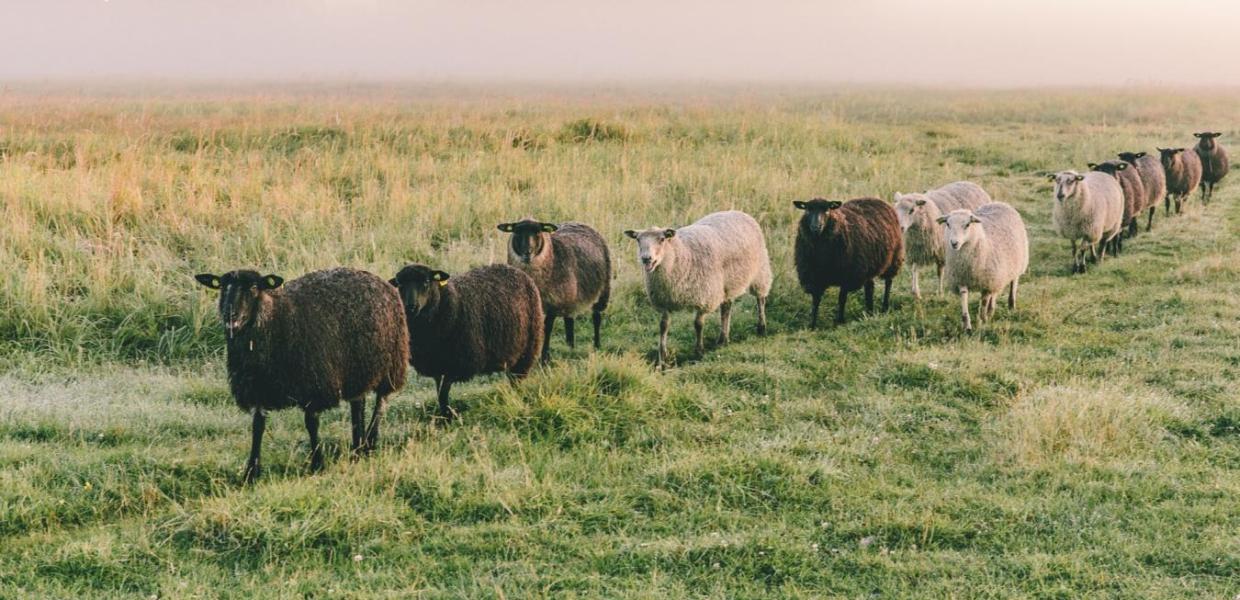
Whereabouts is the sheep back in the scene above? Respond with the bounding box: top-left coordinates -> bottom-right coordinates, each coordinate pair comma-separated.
795,197 -> 903,296
641,210 -> 772,313
1119,152 -> 1166,210
228,267 -> 409,413
521,222 -> 611,317
1091,160 -> 1148,222
405,264 -> 544,383
925,181 -> 993,212
943,203 -> 1028,296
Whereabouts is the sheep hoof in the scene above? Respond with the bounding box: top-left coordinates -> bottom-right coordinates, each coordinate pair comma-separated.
242,463 -> 261,484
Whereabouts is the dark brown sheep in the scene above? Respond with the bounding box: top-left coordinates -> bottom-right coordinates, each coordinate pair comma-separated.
194,267 -> 409,482
1088,160 -> 1145,252
390,263 -> 543,420
497,219 -> 611,362
793,197 -> 904,327
1193,132 -> 1229,204
1159,147 -> 1203,215
1117,151 -> 1166,233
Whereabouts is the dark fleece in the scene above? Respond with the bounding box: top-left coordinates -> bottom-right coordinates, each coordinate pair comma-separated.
227,267 -> 409,413
396,264 -> 544,384
1091,160 -> 1147,225
795,197 -> 904,296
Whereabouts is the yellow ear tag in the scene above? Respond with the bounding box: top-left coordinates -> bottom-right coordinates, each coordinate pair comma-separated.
438,280 -> 448,287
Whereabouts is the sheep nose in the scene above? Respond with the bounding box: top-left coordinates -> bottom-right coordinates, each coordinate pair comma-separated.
950,240 -> 960,249
641,256 -> 652,265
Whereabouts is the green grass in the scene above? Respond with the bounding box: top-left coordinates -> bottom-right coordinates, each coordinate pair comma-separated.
2,87 -> 1239,597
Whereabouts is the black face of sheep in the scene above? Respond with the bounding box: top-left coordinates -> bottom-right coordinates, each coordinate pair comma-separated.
389,265 -> 450,318
497,220 -> 558,264
1087,161 -> 1127,177
792,199 -> 844,236
1158,147 -> 1186,169
1117,151 -> 1146,166
1194,132 -> 1222,151
623,228 -> 677,273
195,270 -> 284,338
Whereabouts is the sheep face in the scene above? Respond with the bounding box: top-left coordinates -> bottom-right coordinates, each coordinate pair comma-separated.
936,211 -> 983,251
497,219 -> 557,265
793,199 -> 844,237
194,270 -> 284,339
623,228 -> 677,273
1158,148 -> 1186,170
1194,132 -> 1222,151
891,193 -> 931,232
1049,171 -> 1086,202
1117,151 -> 1146,166
390,265 -> 450,318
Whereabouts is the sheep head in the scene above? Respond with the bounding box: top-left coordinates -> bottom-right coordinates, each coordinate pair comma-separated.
935,210 -> 983,251
1157,147 -> 1186,169
892,192 -> 933,232
1049,171 -> 1086,202
195,270 -> 284,339
624,227 -> 676,273
1117,151 -> 1146,166
793,198 -> 844,237
390,264 -> 450,318
1194,132 -> 1222,151
497,219 -> 558,265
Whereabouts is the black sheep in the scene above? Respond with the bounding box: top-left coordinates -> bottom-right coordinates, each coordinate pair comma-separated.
390,263 -> 544,420
194,268 -> 409,482
793,197 -> 904,327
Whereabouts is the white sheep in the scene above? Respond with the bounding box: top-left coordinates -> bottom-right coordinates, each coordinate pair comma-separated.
1049,170 -> 1124,274
893,181 -> 992,299
624,210 -> 772,367
936,203 -> 1029,333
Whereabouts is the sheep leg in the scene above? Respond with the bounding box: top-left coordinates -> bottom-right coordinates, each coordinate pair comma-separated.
436,377 -> 455,421
564,317 -> 576,349
959,287 -> 972,333
1165,194 -> 1171,216
304,411 -> 323,473
592,310 -> 603,350
693,311 -> 706,355
658,311 -> 670,368
349,398 -> 365,456
755,295 -> 767,335
910,265 -> 921,300
541,315 -> 556,363
835,288 -> 848,324
364,393 -> 387,454
936,264 -> 945,296
1128,217 -> 1138,238
1070,240 -> 1079,274
881,278 -> 892,312
1008,278 -> 1018,310
718,300 -> 732,346
1147,206 -> 1155,232
1175,195 -> 1183,214
984,294 -> 997,322
244,409 -> 266,483
809,292 -> 822,329
863,280 -> 876,314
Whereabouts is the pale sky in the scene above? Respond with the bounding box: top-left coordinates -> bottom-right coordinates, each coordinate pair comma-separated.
3,0 -> 1238,86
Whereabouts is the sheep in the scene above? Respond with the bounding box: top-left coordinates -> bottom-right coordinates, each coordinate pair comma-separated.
1193,132 -> 1229,204
936,203 -> 1029,333
1158,147 -> 1203,215
1117,151 -> 1166,233
793,197 -> 903,327
1048,170 -> 1124,274
194,267 -> 409,482
1087,160 -> 1145,252
623,210 -> 771,368
497,219 -> 611,362
390,263 -> 543,420
893,181 -> 991,299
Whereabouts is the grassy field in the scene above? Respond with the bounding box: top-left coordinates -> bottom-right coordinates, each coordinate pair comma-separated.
1,86 -> 1238,598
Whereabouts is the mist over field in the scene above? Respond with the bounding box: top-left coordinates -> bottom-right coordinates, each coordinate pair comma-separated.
6,0 -> 1240,86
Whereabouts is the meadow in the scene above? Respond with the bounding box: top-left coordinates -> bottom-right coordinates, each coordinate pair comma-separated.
1,85 -> 1238,598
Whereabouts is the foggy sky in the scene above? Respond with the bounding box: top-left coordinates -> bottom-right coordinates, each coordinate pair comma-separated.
4,0 -> 1239,86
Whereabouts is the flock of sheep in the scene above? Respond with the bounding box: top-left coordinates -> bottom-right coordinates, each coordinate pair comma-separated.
193,131 -> 1229,481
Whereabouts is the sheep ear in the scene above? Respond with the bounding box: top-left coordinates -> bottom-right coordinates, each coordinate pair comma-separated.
1074,175 -> 1085,181
497,222 -> 515,233
623,229 -> 638,240
388,278 -> 399,287
826,200 -> 843,209
1116,163 -> 1127,170
914,199 -> 927,206
1194,132 -> 1204,138
195,273 -> 222,290
431,271 -> 450,283
260,275 -> 284,290
893,192 -> 902,201
793,200 -> 808,210
1087,162 -> 1098,170
540,222 -> 558,233
969,215 -> 981,224
663,229 -> 676,239
1046,173 -> 1057,182
1135,151 -> 1145,158
935,216 -> 948,225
